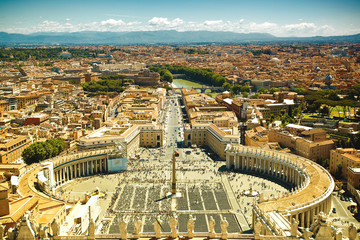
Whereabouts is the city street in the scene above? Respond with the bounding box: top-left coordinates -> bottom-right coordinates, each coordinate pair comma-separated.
329,192 -> 360,235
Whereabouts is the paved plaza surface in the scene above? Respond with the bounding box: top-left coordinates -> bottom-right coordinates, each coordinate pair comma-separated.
58,93 -> 293,234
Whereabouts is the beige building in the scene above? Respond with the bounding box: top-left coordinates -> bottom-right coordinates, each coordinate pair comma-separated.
330,148 -> 360,178
268,125 -> 335,161
16,94 -> 40,109
184,123 -> 239,159
0,134 -> 31,164
188,109 -> 237,128
245,126 -> 269,147
78,123 -> 163,159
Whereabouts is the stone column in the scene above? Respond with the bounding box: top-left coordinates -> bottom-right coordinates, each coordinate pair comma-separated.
64,167 -> 68,182
301,212 -> 305,227
286,166 -> 289,182
55,172 -> 58,186
72,165 -> 75,178
307,210 -> 311,228
226,153 -> 231,169
61,169 -> 64,183
100,159 -> 103,173
89,161 -> 92,175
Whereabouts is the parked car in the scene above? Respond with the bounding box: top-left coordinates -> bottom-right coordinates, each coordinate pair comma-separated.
332,208 -> 336,213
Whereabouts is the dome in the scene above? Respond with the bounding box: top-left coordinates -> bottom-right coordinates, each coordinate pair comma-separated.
325,74 -> 333,85
325,74 -> 333,81
270,58 -> 281,63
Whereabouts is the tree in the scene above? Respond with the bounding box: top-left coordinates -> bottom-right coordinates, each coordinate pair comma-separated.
22,142 -> 47,165
241,85 -> 250,93
269,87 -> 280,94
242,92 -> 249,98
250,93 -> 259,99
258,88 -> 268,94
270,114 -> 275,123
335,163 -> 343,178
319,106 -> 330,116
232,84 -> 242,94
161,70 -> 173,83
222,82 -> 232,91
22,138 -> 66,165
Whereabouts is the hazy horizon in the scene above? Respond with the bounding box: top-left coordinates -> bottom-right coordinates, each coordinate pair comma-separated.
0,0 -> 359,37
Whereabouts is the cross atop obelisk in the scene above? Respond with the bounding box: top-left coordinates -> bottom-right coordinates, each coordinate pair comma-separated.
171,151 -> 176,195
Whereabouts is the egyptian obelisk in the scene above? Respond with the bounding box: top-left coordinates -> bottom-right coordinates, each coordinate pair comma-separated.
171,151 -> 176,195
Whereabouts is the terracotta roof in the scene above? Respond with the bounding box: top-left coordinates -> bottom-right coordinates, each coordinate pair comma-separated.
0,195 -> 38,224
301,128 -> 325,135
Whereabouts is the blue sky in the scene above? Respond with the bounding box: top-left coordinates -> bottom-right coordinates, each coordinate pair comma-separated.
0,0 -> 359,36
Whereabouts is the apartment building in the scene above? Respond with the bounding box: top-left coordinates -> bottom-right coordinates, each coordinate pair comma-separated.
77,123 -> 163,158
245,126 -> 269,147
184,123 -> 240,160
188,109 -> 237,128
330,148 -> 360,177
330,148 -> 360,204
0,134 -> 31,164
0,101 -> 10,116
268,124 -> 335,161
16,94 -> 40,110
79,87 -> 165,158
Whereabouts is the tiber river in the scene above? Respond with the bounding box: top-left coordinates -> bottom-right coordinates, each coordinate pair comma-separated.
172,78 -> 202,88
172,78 -> 220,97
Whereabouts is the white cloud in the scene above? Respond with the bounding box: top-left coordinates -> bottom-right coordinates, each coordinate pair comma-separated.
148,17 -> 184,28
101,19 -> 126,26
1,17 -> 355,37
203,20 -> 223,26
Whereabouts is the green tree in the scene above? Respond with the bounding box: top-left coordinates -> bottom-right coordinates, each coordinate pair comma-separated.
269,87 -> 280,94
336,163 -> 343,178
258,88 -> 268,94
222,82 -> 232,91
232,84 -> 242,94
319,106 -> 330,116
250,93 -> 259,99
22,142 -> 47,165
22,138 -> 66,165
241,85 -> 250,93
161,70 -> 173,83
294,87 -> 306,95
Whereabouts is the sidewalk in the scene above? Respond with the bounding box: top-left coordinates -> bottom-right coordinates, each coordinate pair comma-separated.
221,174 -> 251,231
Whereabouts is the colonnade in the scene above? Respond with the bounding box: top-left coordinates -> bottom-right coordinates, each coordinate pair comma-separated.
54,156 -> 108,186
225,144 -> 334,229
227,152 -> 304,187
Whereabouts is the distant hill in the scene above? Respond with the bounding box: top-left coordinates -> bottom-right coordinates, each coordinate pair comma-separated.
0,31 -> 359,46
